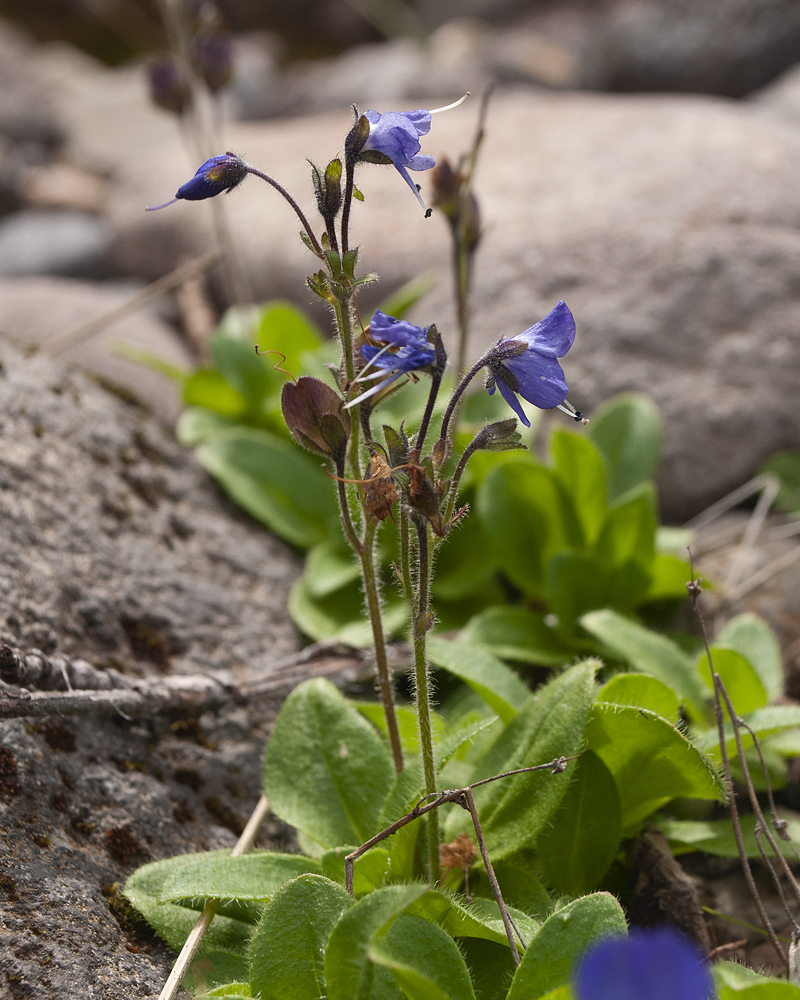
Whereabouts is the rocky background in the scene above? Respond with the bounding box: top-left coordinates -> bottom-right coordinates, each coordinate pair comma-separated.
2,0 -> 800,996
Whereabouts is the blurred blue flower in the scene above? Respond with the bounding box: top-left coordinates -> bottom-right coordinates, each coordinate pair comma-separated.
146,152 -> 248,211
345,310 -> 435,408
361,96 -> 468,211
574,927 -> 714,1000
486,300 -> 581,427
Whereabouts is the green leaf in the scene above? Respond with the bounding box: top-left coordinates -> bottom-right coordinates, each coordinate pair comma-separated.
456,662 -> 596,859
698,705 -> 800,760
249,874 -> 352,1000
594,486 -> 656,572
761,451 -> 800,514
177,406 -> 241,446
428,636 -> 531,724
506,893 -> 627,1000
550,429 -> 607,546
580,609 -> 707,718
658,812 -> 800,859
183,369 -> 248,419
196,427 -> 337,549
263,678 -> 394,849
289,573 -> 408,646
321,846 -> 390,896
642,553 -> 693,602
432,509 -> 498,601
369,912 -> 477,1000
406,891 -> 539,947
477,459 -> 582,596
459,607 -> 576,667
717,614 -> 783,702
537,751 -> 622,896
324,884 -> 430,1000
479,860 -> 552,920
697,646 -> 768,714
159,852 -> 321,903
458,939 -> 517,1000
210,333 -> 278,413
714,959 -> 800,997
202,985 -> 251,998
304,538 -> 362,598
596,673 -> 680,721
586,393 -> 661,503
547,552 -> 649,637
356,703 -> 444,754
253,301 -> 322,374
187,952 -> 251,994
587,702 -> 723,834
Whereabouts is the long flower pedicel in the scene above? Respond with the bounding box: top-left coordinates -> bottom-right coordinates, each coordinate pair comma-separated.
574,926 -> 714,1000
345,310 -> 435,408
146,152 -> 248,210
357,95 -> 469,212
485,300 -> 584,426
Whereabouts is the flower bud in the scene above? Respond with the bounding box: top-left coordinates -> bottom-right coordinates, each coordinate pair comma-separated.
281,377 -> 350,465
469,418 -> 524,453
147,55 -> 190,116
191,31 -> 234,93
344,114 -> 371,163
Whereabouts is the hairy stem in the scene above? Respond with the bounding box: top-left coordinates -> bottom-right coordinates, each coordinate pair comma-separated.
413,518 -> 439,880
439,356 -> 487,444
341,158 -> 355,255
361,519 -> 404,774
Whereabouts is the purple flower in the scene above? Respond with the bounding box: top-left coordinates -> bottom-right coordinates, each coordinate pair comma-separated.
146,152 -> 248,211
345,310 -> 435,408
574,927 -> 714,1000
359,95 -> 468,211
486,300 -> 582,427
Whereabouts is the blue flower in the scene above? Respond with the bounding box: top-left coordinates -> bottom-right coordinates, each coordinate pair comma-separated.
574,927 -> 714,1000
146,152 -> 248,211
486,300 -> 582,427
359,96 -> 468,211
345,310 -> 435,408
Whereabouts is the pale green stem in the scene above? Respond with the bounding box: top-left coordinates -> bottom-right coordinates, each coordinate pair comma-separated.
361,519 -> 404,774
413,518 -> 440,880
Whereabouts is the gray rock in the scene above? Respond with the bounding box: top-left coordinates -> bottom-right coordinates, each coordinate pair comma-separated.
0,339 -> 302,997
750,61 -> 800,121
0,277 -> 194,423
596,0 -> 800,97
0,211 -> 113,279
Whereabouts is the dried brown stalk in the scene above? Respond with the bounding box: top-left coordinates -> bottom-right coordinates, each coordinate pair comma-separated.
344,755 -> 573,966
0,641 -> 363,720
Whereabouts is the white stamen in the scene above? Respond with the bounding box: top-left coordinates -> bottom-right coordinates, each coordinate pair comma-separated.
357,343 -> 393,377
429,93 -> 470,115
355,369 -> 396,384
557,401 -> 589,425
344,374 -> 400,409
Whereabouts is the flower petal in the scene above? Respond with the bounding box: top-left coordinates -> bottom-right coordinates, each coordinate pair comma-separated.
505,351 -> 568,409
369,311 -> 428,347
495,377 -> 531,427
517,300 -> 575,358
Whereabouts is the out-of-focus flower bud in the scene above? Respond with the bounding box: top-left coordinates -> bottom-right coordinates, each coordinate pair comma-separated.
147,54 -> 191,116
191,31 -> 234,93
281,377 -> 350,465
